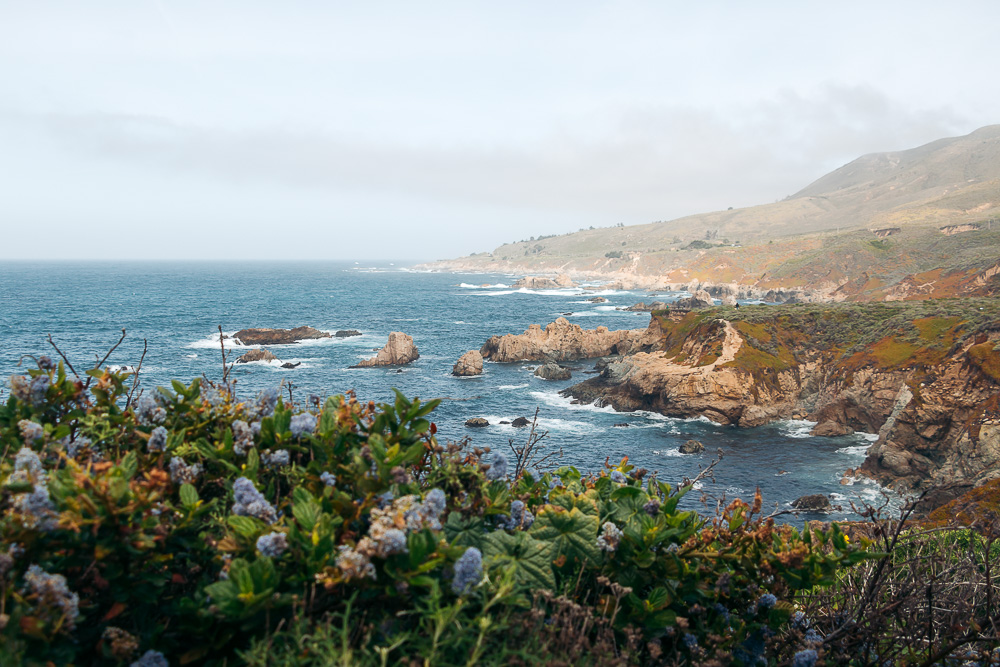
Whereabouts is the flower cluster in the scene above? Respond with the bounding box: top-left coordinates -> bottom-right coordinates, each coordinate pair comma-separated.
597,521 -> 623,553
231,477 -> 278,524
262,449 -> 290,468
609,470 -> 627,484
131,649 -> 169,667
10,447 -> 57,531
256,532 -> 289,558
289,412 -> 317,438
335,546 -> 376,580
23,564 -> 80,631
18,419 -> 44,444
248,387 -> 279,419
200,379 -> 225,407
485,452 -> 508,481
168,457 -> 202,484
320,471 -> 337,487
29,375 -> 51,406
792,649 -> 818,667
231,420 -> 254,456
147,427 -> 168,453
135,394 -> 166,426
451,547 -> 483,595
643,497 -> 661,516
504,500 -> 534,530
757,593 -> 777,610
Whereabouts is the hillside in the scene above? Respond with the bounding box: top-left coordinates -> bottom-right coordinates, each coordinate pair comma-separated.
422,126 -> 1000,300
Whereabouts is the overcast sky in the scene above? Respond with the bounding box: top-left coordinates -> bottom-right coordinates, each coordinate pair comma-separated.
1,1 -> 997,261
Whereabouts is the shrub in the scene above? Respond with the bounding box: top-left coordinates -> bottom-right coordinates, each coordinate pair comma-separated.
0,361 -> 876,665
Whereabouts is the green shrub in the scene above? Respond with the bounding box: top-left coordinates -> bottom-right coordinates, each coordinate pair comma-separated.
0,361 -> 876,665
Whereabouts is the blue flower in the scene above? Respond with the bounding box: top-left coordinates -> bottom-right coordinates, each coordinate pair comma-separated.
713,603 -> 730,623
485,452 -> 508,480
509,500 -> 534,529
643,497 -> 661,516
290,412 -> 317,438
169,457 -> 202,484
254,387 -> 279,417
452,547 -> 483,595
37,356 -> 56,371
256,532 -> 288,558
18,420 -> 44,444
757,593 -> 777,610
29,375 -> 51,406
792,610 -> 810,629
424,488 -> 447,517
232,477 -> 277,524
232,420 -> 254,456
320,472 -> 337,487
597,522 -> 623,552
262,449 -> 290,468
135,394 -> 166,426
683,633 -> 698,649
148,427 -> 168,453
610,470 -> 626,484
804,628 -> 822,645
380,528 -> 408,555
131,649 -> 169,667
23,565 -> 80,630
792,649 -> 818,667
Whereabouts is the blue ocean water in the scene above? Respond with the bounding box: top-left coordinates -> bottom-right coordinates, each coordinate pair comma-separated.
0,260 -> 885,520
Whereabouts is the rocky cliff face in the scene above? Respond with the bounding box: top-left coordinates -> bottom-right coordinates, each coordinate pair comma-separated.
561,302 -> 1000,494
479,317 -> 659,363
352,332 -> 419,368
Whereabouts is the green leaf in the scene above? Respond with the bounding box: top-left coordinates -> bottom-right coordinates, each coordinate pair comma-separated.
292,499 -> 321,532
529,506 -> 600,566
227,515 -> 263,539
119,451 -> 138,479
444,511 -> 485,549
484,530 -> 556,590
180,483 -> 199,508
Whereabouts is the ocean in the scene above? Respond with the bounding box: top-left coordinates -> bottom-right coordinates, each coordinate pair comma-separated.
0,260 -> 888,521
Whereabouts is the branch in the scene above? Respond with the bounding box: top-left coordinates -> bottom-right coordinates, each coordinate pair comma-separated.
85,328 -> 127,388
47,334 -> 79,378
125,338 -> 148,409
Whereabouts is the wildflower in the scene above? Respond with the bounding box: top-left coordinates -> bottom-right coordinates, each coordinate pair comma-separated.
131,650 -> 169,667
29,375 -> 51,406
289,412 -> 317,438
485,452 -> 508,480
23,565 -> 79,630
200,380 -> 225,407
452,547 -> 483,595
135,394 -> 166,426
9,375 -> 31,402
10,448 -> 57,531
793,649 -> 818,667
336,546 -> 376,580
643,497 -> 661,516
148,427 -> 168,453
683,633 -> 698,649
37,356 -> 56,371
256,532 -> 288,558
230,420 -> 254,456
250,421 -> 262,437
13,447 -> 45,481
252,387 -> 279,418
509,500 -> 534,530
423,488 -> 446,516
757,593 -> 777,610
320,471 -> 337,487
231,477 -> 277,524
610,470 -> 626,484
792,610 -> 810,629
169,457 -> 202,484
103,626 -> 139,661
376,490 -> 395,508
378,529 -> 408,556
59,434 -> 93,459
597,522 -> 623,552
803,628 -> 822,645
713,603 -> 730,624
18,420 -> 44,444
262,449 -> 290,468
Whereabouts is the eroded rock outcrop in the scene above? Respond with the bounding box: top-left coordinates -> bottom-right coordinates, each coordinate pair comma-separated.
351,332 -> 419,368
236,348 -> 279,364
233,326 -> 331,346
534,363 -> 571,381
480,317 -> 658,363
512,274 -> 576,289
452,350 -> 484,377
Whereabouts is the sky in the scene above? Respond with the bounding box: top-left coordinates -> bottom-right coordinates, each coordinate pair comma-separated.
1,1 -> 998,261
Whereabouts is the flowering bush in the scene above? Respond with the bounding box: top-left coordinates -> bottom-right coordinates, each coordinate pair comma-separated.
0,361 -> 879,665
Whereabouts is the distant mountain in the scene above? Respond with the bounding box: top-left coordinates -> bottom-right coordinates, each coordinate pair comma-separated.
423,126 -> 1000,300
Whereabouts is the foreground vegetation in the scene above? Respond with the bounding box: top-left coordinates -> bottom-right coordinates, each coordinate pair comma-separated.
1,351 -> 999,665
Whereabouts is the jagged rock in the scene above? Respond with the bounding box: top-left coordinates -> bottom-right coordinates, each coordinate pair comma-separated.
480,317 -> 658,363
335,330 -> 362,338
281,362 -> 301,369
620,301 -> 668,312
534,363 -> 571,381
511,417 -> 531,428
236,348 -> 279,364
613,423 -> 629,427
791,494 -> 832,512
673,289 -> 714,309
679,440 -> 705,454
811,421 -> 854,437
588,297 -> 608,303
465,418 -> 489,427
233,326 -> 331,346
512,274 -> 575,289
452,350 -> 484,377
351,332 -> 419,368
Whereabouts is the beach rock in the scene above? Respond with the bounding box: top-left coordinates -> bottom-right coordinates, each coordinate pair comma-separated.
511,416 -> 531,428
236,348 -> 279,364
534,363 -> 571,381
465,417 -> 489,427
792,494 -> 832,511
679,439 -> 705,454
512,274 -> 576,289
233,326 -> 331,346
480,317 -> 658,363
452,350 -> 484,377
281,362 -> 302,369
811,420 -> 854,437
588,297 -> 608,303
351,332 -> 419,368
335,330 -> 362,338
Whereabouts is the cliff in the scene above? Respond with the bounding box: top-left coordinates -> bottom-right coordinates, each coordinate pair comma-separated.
561,301 -> 1000,494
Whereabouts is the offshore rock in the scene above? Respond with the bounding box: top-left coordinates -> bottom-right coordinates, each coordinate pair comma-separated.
233,326 -> 331,346
679,440 -> 704,454
452,350 -> 484,377
621,301 -> 669,312
335,330 -> 362,337
588,296 -> 608,303
534,363 -> 571,381
512,274 -> 575,289
465,417 -> 489,427
811,421 -> 854,437
236,348 -> 279,364
480,317 -> 658,363
511,417 -> 531,427
792,494 -> 832,512
351,332 -> 419,368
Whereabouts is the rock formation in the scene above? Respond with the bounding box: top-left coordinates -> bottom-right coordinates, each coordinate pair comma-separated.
351,332 -> 419,368
679,440 -> 704,454
588,297 -> 608,303
335,330 -> 362,338
512,274 -> 575,289
791,494 -> 832,511
465,418 -> 489,427
534,363 -> 571,380
452,350 -> 484,377
511,417 -> 531,427
673,289 -> 714,309
620,302 -> 669,312
233,326 -> 331,346
236,348 -> 279,364
480,317 -> 658,363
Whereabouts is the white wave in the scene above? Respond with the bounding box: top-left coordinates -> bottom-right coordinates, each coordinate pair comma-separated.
652,448 -> 683,457
594,305 -> 621,312
459,283 -> 510,289
184,353 -> 198,359
777,419 -> 818,439
453,321 -> 467,324
186,330 -> 346,350
536,417 -> 604,436
529,391 -> 617,414
836,444 -> 871,457
498,384 -> 529,390
566,311 -> 600,317
187,331 -> 243,349
857,431 -> 879,443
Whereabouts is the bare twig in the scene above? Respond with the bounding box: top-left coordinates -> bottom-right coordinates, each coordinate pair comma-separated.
47,333 -> 79,378
85,328 -> 127,388
125,338 -> 148,409
508,408 -> 561,479
219,325 -> 234,387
